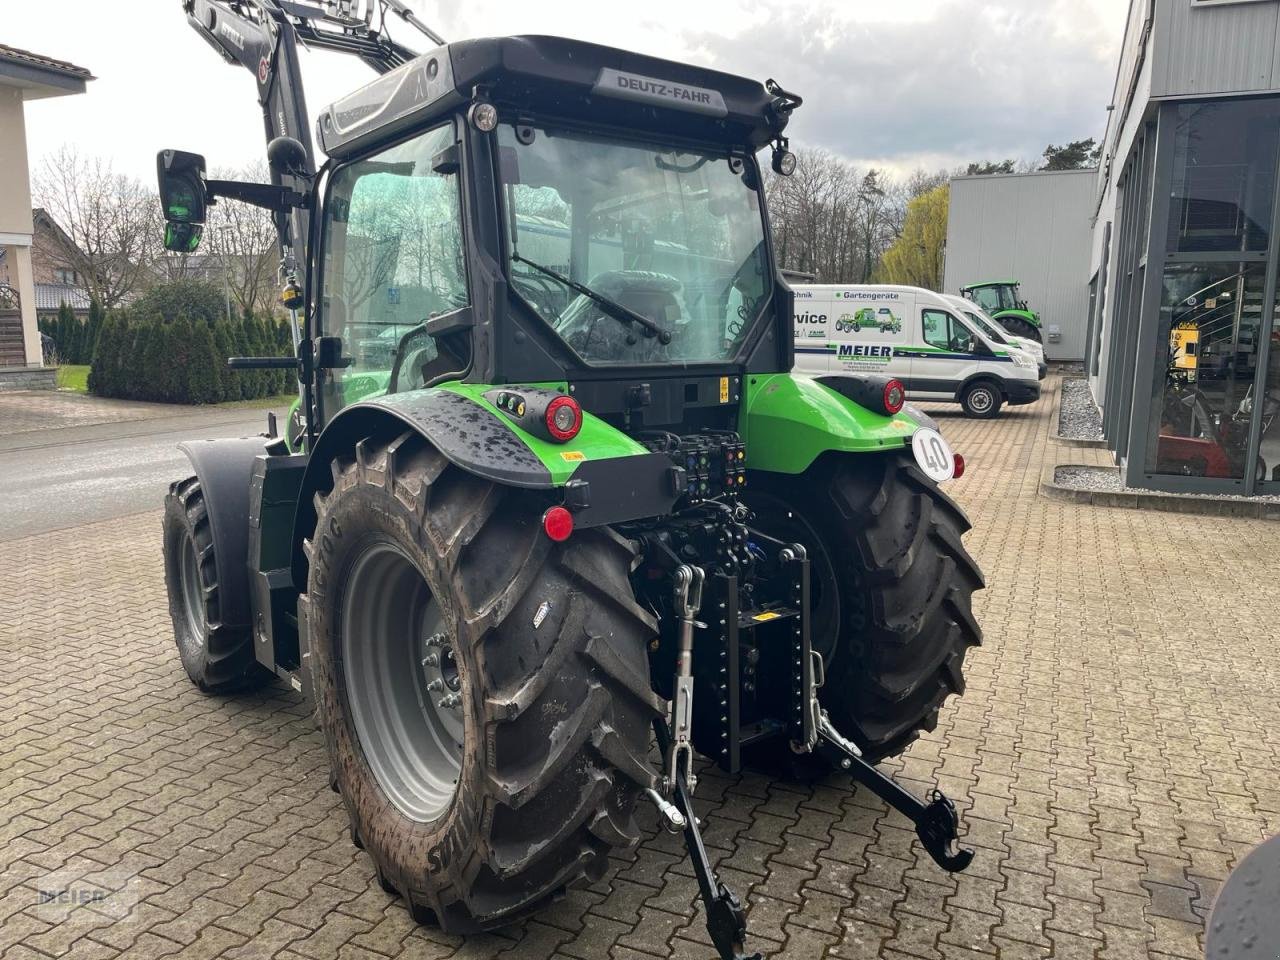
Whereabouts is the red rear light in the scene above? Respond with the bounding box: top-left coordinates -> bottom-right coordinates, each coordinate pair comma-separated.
542,506 -> 574,542
952,453 -> 965,479
883,379 -> 905,415
545,396 -> 582,442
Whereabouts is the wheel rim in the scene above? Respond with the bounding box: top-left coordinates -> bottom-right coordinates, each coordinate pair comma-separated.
177,530 -> 205,645
969,388 -> 994,414
341,541 -> 462,823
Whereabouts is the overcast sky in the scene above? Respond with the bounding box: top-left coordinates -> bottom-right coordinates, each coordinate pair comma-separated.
8,0 -> 1128,185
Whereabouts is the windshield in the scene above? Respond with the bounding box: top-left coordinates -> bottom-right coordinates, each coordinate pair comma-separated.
969,284 -> 1018,313
497,124 -> 772,365
961,309 -> 1008,345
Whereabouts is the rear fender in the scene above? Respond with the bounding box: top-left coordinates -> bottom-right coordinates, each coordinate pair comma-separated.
290,385 -> 677,586
742,373 -> 916,474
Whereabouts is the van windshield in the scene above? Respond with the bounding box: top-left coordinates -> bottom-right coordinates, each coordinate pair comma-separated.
963,309 -> 1008,345
497,124 -> 772,366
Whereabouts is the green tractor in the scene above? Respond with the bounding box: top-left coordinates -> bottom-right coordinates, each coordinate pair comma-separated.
157,3 -> 983,956
960,280 -> 1042,343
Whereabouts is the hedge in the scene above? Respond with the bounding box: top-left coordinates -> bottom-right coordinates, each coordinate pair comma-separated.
87,280 -> 294,405
38,299 -> 104,366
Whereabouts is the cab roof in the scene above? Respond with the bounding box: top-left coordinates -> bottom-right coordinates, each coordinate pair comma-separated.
960,280 -> 1019,291
318,34 -> 789,159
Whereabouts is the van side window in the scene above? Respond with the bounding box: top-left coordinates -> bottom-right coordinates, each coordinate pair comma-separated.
923,310 -> 974,353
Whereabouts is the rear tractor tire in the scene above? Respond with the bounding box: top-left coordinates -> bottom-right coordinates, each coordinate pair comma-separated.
303,431 -> 663,932
745,451 -> 984,765
162,477 -> 272,693
1000,316 -> 1042,343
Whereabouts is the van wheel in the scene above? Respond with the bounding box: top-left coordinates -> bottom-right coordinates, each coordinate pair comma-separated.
960,381 -> 1002,418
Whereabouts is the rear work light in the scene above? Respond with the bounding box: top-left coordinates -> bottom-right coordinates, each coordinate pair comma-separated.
542,506 -> 574,542
883,379 -> 905,415
544,395 -> 582,442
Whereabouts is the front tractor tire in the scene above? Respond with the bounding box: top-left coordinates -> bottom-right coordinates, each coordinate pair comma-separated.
304,431 -> 662,932
746,451 -> 983,764
162,477 -> 272,693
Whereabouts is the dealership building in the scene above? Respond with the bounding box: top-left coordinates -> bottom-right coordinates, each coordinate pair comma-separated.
947,0 -> 1280,497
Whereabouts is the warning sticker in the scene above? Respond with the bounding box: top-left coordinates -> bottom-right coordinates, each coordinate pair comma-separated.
719,376 -> 730,403
752,611 -> 782,622
560,451 -> 586,462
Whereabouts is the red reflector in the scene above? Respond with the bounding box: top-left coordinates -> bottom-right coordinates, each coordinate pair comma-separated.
545,395 -> 582,442
542,506 -> 574,542
952,453 -> 965,479
883,379 -> 905,415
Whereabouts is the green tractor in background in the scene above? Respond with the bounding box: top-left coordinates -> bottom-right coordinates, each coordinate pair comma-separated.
960,280 -> 1042,343
154,3 -> 985,957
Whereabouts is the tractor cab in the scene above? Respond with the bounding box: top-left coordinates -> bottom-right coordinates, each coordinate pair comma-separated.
159,35 -> 804,443
959,280 -> 1042,343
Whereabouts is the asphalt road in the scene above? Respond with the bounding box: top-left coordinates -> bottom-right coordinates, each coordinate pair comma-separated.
0,406 -> 286,541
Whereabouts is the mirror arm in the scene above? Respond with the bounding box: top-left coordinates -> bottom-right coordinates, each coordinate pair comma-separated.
204,179 -> 309,213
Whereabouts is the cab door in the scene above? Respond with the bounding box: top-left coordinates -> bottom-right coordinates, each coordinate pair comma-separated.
912,308 -> 974,398
314,120 -> 470,427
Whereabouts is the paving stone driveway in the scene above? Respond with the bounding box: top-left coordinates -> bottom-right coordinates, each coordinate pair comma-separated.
1,374 -> 1277,959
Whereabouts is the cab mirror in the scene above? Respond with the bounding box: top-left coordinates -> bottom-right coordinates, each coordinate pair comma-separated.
156,149 -> 208,224
164,222 -> 203,253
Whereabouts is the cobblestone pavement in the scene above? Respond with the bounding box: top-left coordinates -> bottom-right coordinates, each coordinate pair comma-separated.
0,391 -> 184,437
2,374 -> 1278,959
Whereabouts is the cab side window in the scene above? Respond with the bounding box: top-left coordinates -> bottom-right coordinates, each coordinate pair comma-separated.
922,310 -> 974,353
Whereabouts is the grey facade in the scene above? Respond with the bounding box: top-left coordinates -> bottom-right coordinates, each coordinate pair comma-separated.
943,170 -> 1095,361
1087,0 -> 1280,497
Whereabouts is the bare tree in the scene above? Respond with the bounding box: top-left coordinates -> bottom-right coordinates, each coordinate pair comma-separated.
33,146 -> 156,308
204,163 -> 281,316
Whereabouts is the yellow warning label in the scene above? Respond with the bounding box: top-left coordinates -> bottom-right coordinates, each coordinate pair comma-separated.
752,611 -> 782,622
1170,325 -> 1200,372
560,451 -> 586,462
719,376 -> 730,403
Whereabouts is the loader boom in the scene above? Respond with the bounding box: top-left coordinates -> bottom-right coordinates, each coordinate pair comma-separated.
181,0 -> 438,268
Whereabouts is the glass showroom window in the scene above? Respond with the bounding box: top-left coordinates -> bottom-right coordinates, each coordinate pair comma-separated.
1144,263 -> 1266,480
1166,98 -> 1280,254
1258,302 -> 1280,484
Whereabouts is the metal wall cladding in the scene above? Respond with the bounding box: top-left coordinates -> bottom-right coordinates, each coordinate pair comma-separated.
943,170 -> 1096,361
1153,0 -> 1280,97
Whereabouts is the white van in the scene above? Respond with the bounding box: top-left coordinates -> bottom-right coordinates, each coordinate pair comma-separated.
792,284 -> 1041,418
943,294 -> 1047,380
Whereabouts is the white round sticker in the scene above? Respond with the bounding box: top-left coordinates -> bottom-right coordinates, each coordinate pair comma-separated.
911,427 -> 955,482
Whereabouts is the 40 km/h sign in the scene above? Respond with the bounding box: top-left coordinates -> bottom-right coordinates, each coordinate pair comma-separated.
911,427 -> 956,483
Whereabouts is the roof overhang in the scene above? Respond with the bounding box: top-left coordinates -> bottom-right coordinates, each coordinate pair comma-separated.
0,46 -> 93,101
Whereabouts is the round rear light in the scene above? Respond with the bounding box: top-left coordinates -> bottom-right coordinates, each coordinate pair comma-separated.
545,396 -> 582,442
542,506 -> 574,542
883,379 -> 905,415
952,453 -> 965,479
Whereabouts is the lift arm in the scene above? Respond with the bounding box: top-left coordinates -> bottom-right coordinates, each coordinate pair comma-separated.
181,0 -> 439,264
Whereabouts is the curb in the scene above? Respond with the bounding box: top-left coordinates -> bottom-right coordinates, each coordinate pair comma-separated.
1049,433 -> 1107,448
1040,464 -> 1280,520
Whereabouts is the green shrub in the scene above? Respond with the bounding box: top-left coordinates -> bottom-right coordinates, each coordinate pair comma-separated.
132,279 -> 226,326
88,296 -> 291,404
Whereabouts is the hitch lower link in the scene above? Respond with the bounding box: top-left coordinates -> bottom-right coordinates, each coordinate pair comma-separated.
647,553 -> 973,960
781,543 -> 975,875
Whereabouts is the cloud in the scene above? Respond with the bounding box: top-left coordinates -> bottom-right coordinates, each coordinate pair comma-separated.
685,0 -> 1125,173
